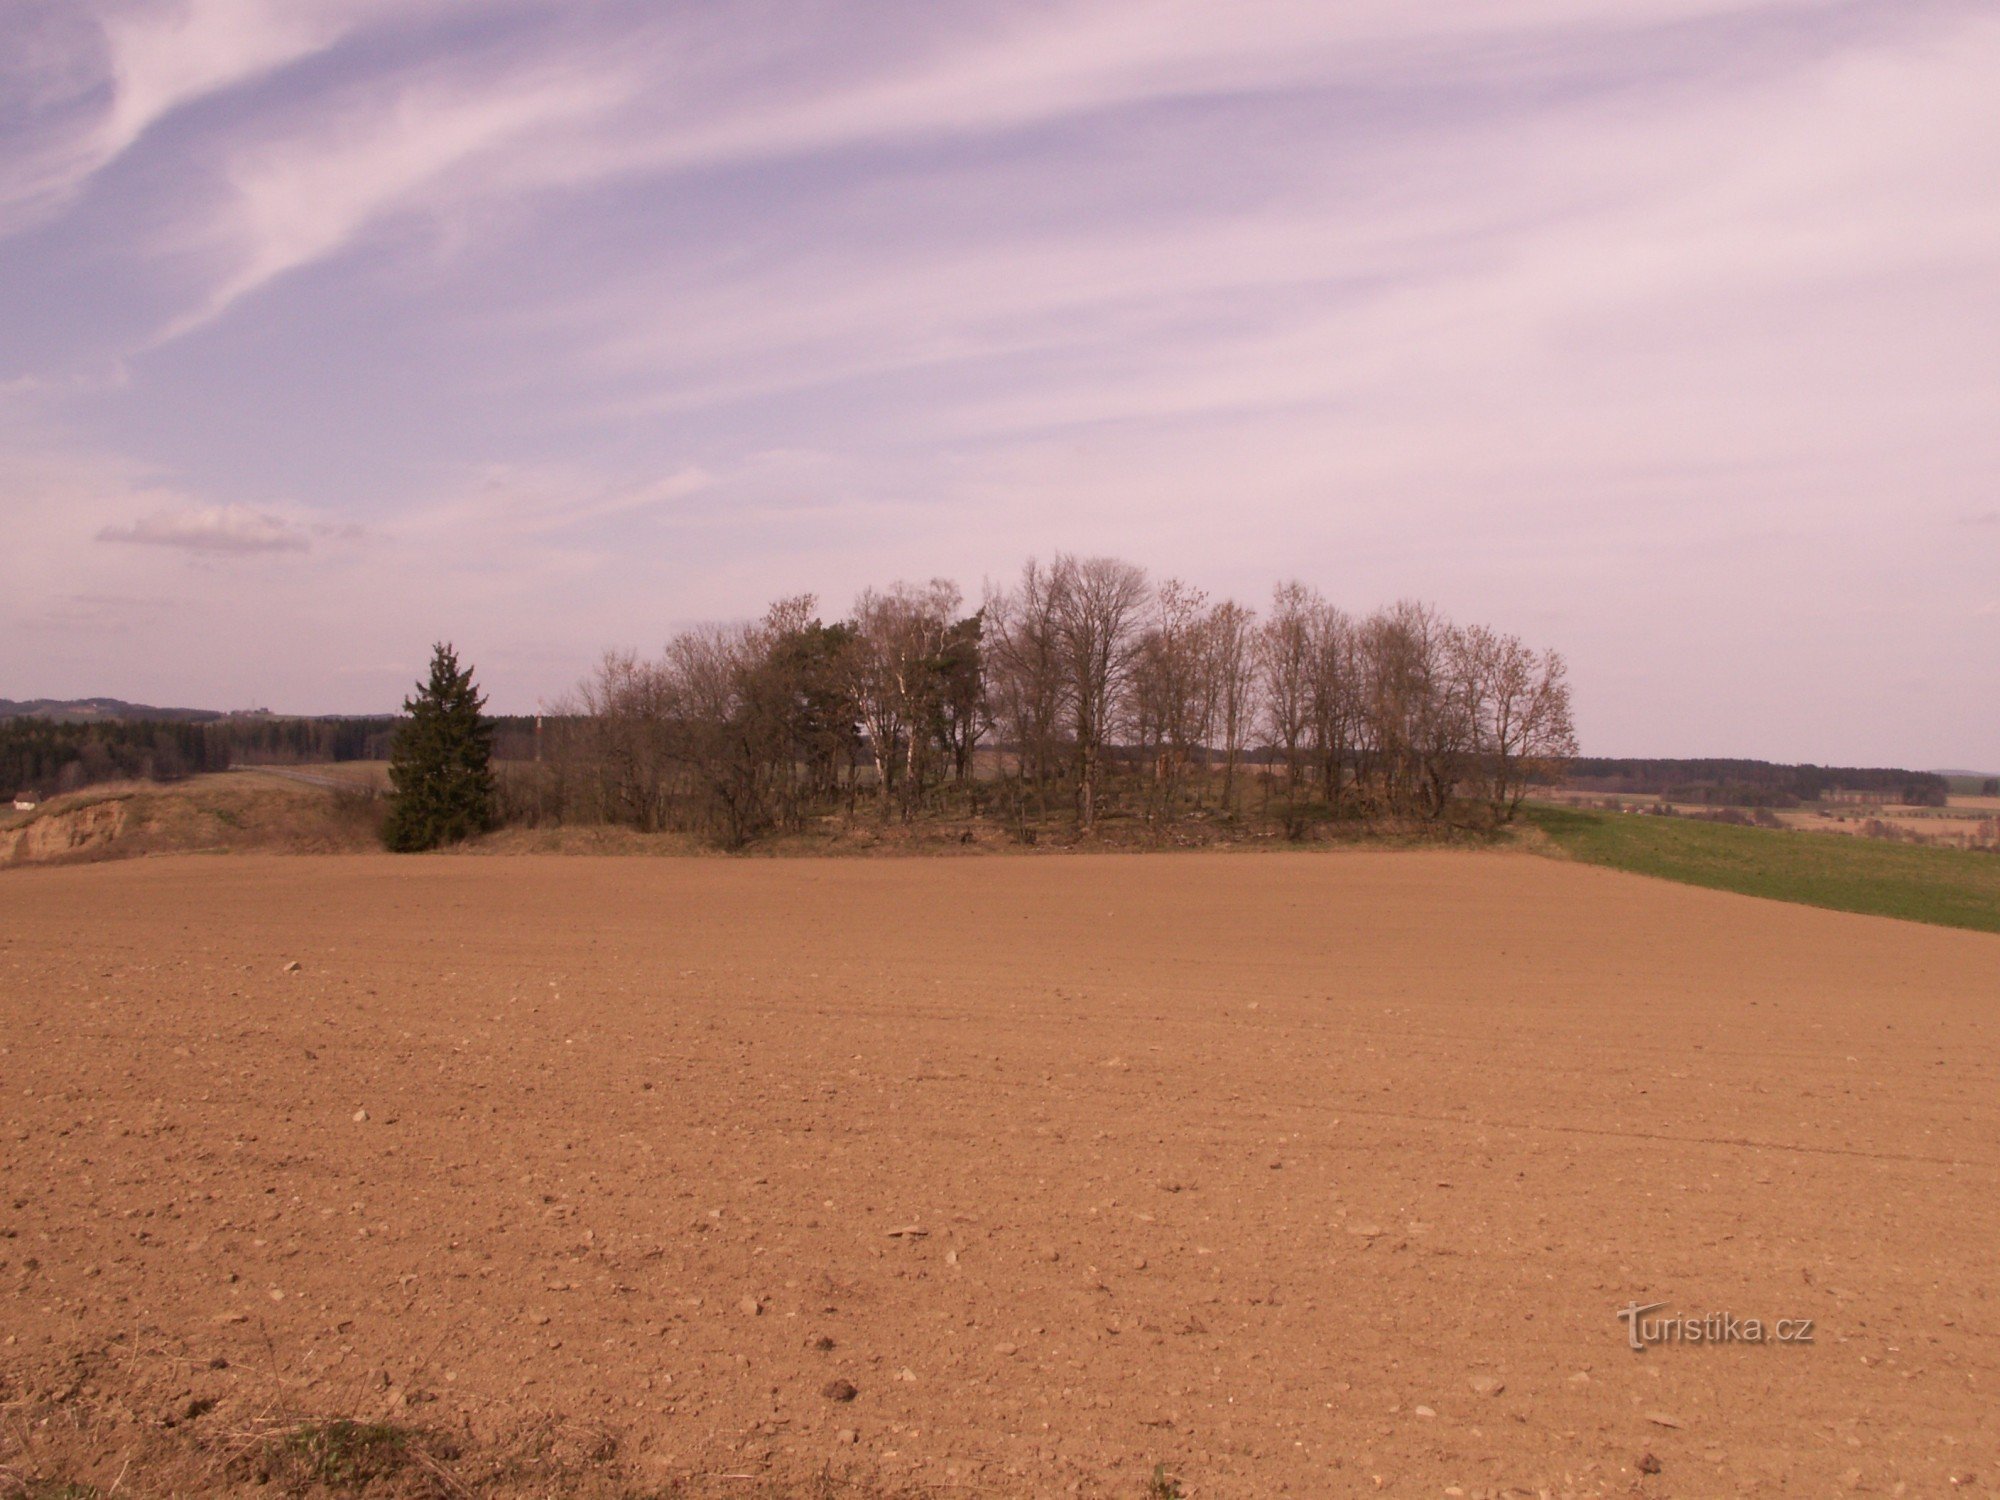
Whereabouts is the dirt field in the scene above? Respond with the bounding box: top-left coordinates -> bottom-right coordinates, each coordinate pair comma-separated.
3,852 -> 1996,1497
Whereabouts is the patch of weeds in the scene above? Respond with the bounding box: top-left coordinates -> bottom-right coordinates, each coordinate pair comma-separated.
288,1419 -> 410,1486
239,1417 -> 455,1493
7,1483 -> 102,1500
1145,1462 -> 1185,1499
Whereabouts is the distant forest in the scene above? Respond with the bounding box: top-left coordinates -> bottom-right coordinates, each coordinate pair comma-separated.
0,713 -> 538,799
0,696 -> 223,723
1567,758 -> 1949,807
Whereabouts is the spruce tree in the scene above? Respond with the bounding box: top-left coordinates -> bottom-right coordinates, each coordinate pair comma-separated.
382,642 -> 496,851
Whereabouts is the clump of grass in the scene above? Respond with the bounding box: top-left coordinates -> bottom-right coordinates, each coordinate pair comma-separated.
225,1417 -> 461,1495
1524,802 -> 2000,934
283,1419 -> 412,1487
1145,1461 -> 1185,1499
6,1482 -> 101,1500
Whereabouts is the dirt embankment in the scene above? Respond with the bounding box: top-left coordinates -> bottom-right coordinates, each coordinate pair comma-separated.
0,773 -> 383,869
1,795 -> 129,863
4,769 -> 1526,870
2,852 -> 1996,1497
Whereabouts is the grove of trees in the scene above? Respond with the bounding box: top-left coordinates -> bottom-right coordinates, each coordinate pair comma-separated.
520,554 -> 1580,846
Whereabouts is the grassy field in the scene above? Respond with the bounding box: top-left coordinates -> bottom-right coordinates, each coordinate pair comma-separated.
1945,772 -> 2000,795
1525,802 -> 2000,934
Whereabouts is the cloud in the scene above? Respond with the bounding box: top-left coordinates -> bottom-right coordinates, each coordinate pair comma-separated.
481,3 -> 1993,447
21,592 -> 177,634
99,0 -> 364,160
394,463 -> 713,547
571,0 -> 1851,188
45,0 -> 1886,346
158,61 -> 633,338
97,504 -> 312,553
0,0 -> 385,237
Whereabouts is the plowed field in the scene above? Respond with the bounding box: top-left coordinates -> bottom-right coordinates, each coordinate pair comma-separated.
3,852 -> 1995,1496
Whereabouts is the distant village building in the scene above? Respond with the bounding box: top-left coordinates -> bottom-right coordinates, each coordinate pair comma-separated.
12,792 -> 37,811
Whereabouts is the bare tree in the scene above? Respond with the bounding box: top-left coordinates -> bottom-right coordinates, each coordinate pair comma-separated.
1259,582 -> 1318,832
1205,599 -> 1258,814
576,649 -> 674,831
986,559 -> 1071,828
851,580 -> 961,818
1051,554 -> 1149,832
1306,599 -> 1358,813
1130,579 -> 1211,823
1359,601 -> 1471,819
663,621 -> 764,844
1458,625 -> 1577,820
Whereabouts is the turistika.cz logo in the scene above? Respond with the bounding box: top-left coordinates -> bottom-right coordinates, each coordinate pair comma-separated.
1617,1302 -> 1815,1351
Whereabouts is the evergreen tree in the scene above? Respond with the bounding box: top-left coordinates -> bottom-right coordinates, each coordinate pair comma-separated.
383,642 -> 496,851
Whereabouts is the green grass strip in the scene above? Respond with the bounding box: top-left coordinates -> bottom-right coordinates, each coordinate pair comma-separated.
1522,803 -> 2000,935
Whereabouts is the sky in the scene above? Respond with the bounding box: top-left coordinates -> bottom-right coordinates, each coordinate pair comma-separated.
1,0 -> 1995,767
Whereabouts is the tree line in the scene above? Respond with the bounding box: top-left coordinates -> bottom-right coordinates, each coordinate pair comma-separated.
0,715 -> 400,799
0,711 -> 555,801
0,718 -> 225,797
519,554 -> 1580,846
1565,758 -> 1951,808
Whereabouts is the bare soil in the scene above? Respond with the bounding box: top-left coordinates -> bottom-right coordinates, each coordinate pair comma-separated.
3,852 -> 1996,1497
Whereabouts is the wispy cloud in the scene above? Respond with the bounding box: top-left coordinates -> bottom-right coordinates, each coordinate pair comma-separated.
160,59 -> 636,338
397,463 -> 714,543
99,0 -> 359,158
21,592 -> 178,635
0,0 -> 387,236
36,0 -> 1922,348
98,504 -> 312,553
